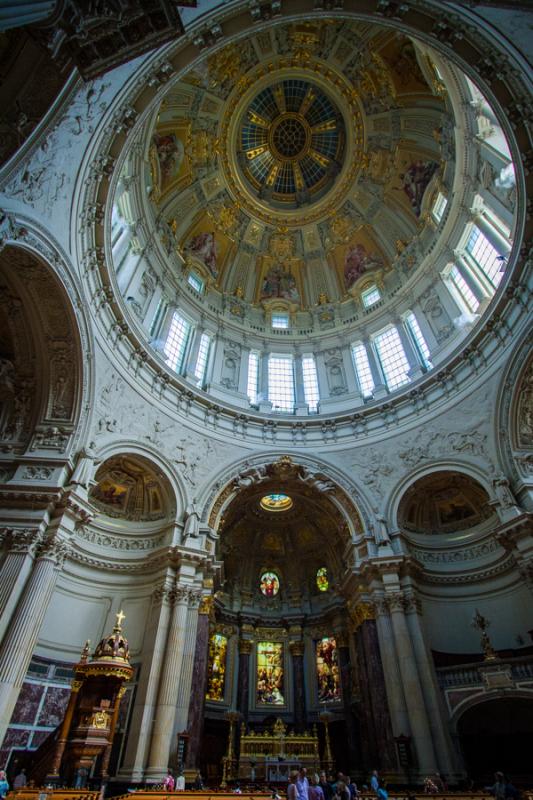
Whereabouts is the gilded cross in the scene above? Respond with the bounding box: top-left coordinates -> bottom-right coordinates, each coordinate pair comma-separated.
116,609 -> 126,628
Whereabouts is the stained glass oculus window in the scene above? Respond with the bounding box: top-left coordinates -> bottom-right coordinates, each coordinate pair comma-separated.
260,493 -> 293,512
260,571 -> 280,597
239,79 -> 346,208
316,567 -> 329,592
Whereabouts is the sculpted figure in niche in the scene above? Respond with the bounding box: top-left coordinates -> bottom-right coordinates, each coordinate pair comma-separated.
184,500 -> 200,537
298,467 -> 335,493
70,442 -> 99,488
375,515 -> 391,545
236,464 -> 267,489
492,474 -> 518,509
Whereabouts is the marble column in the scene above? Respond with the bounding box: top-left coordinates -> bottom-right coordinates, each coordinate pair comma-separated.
118,580 -> 174,782
236,638 -> 252,722
145,586 -> 190,780
404,595 -> 459,778
336,636 -> 359,768
171,592 -> 202,765
387,594 -> 438,774
0,535 -> 69,744
289,641 -> 306,731
184,599 -> 212,769
0,528 -> 40,644
355,617 -> 397,771
374,600 -> 411,742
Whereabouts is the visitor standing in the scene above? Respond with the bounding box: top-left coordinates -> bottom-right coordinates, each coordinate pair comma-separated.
310,775 -> 325,800
176,772 -> 186,791
370,771 -> 380,795
487,773 -> 507,800
296,767 -> 309,800
13,770 -> 27,789
0,771 -> 9,799
319,772 -> 334,800
163,769 -> 175,791
288,771 -> 299,800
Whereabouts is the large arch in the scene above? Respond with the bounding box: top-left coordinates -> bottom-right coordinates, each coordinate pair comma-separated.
454,695 -> 533,780
0,240 -> 88,458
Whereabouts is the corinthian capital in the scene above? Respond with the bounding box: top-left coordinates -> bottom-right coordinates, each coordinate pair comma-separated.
3,527 -> 40,555
38,535 -> 71,566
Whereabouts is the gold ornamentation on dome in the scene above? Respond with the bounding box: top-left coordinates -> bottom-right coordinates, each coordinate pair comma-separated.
169,218 -> 178,236
209,202 -> 239,237
395,239 -> 408,254
234,285 -> 245,298
329,213 -> 353,244
318,291 -> 329,305
185,129 -> 217,168
207,45 -> 242,88
269,232 -> 295,262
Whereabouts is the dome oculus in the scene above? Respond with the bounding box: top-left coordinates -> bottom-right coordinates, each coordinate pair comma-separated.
260,493 -> 293,511
239,78 -> 345,206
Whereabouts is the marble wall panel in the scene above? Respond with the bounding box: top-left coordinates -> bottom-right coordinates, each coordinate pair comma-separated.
11,682 -> 44,726
37,686 -> 70,727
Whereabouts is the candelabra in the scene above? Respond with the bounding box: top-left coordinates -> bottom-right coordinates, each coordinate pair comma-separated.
221,710 -> 241,786
319,709 -> 334,772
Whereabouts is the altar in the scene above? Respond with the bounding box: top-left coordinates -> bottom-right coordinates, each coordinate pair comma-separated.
238,718 -> 319,782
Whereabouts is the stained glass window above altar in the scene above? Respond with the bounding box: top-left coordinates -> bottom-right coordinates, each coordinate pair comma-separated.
206,633 -> 227,701
257,642 -> 285,705
316,567 -> 329,592
260,571 -> 280,597
316,637 -> 341,703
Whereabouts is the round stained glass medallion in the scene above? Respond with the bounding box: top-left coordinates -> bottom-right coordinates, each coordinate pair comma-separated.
239,78 -> 346,207
260,571 -> 280,597
316,567 -> 329,592
260,493 -> 293,512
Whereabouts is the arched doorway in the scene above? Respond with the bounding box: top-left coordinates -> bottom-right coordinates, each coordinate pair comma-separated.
457,698 -> 533,783
197,456 -> 394,783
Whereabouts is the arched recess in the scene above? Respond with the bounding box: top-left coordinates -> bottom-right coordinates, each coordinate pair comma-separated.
201,453 -> 372,551
453,694 -> 533,779
387,461 -> 498,535
491,333 -> 533,506
0,243 -> 85,456
91,439 -> 186,524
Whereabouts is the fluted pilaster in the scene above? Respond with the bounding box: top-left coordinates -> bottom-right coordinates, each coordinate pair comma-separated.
404,593 -> 460,778
236,638 -> 252,721
0,535 -> 69,743
145,586 -> 190,779
171,590 -> 201,764
0,528 -> 40,644
185,600 -> 211,769
387,593 -> 438,774
119,581 -> 174,782
289,640 -> 306,731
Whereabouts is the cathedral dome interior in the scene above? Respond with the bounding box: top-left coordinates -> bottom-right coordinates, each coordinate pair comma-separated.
0,0 -> 532,793
108,17 -> 518,419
